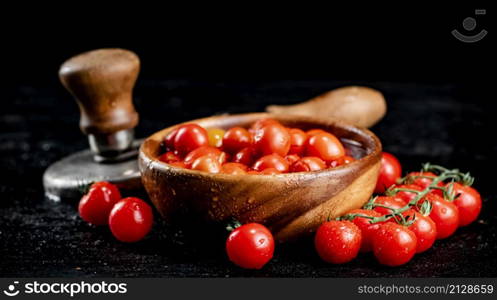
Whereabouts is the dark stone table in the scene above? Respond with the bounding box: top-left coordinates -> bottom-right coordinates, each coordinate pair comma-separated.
1,79 -> 495,277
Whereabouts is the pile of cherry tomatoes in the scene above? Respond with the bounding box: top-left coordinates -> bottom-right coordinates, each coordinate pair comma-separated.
78,182 -> 153,243
158,118 -> 354,174
224,152 -> 482,269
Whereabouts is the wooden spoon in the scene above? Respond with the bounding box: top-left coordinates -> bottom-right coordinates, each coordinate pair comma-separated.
266,86 -> 386,128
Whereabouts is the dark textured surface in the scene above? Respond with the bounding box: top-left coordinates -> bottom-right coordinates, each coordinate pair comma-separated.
1,79 -> 496,277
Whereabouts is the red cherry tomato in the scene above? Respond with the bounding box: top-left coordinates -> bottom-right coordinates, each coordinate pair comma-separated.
314,220 -> 362,264
78,181 -> 121,226
448,182 -> 481,227
158,151 -> 181,163
284,154 -> 301,165
183,146 -> 227,168
108,197 -> 153,243
347,209 -> 383,252
250,118 -> 281,133
191,155 -> 222,173
222,127 -> 252,153
173,124 -> 209,155
374,152 -> 402,193
163,128 -> 179,151
394,184 -> 423,204
252,154 -> 289,173
233,147 -> 256,166
305,132 -> 345,162
288,128 -> 307,155
221,162 -> 248,175
419,194 -> 459,239
372,196 -> 407,216
403,210 -> 437,253
253,124 -> 291,157
226,223 -> 275,269
372,222 -> 417,266
290,156 -> 326,172
407,171 -> 443,196
306,129 -> 326,136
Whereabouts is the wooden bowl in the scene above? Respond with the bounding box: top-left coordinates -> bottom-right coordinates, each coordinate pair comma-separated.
139,113 -> 382,242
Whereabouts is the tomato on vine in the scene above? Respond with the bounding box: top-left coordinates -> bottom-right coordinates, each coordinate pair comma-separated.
314,220 -> 362,264
392,184 -> 423,204
372,222 -> 417,266
374,152 -> 402,194
347,209 -> 383,252
448,182 -> 481,227
372,196 -> 407,216
419,194 -> 459,239
402,210 -> 437,253
407,171 -> 443,196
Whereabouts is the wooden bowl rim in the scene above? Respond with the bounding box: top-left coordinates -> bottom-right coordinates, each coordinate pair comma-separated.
139,113 -> 382,179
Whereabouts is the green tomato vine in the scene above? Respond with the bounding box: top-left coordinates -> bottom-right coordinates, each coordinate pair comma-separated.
339,163 -> 473,226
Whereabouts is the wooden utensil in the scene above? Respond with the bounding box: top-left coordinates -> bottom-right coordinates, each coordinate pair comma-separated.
139,113 -> 382,242
266,86 -> 386,128
43,49 -> 142,200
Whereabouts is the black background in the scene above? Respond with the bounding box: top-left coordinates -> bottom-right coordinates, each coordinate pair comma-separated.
1,5 -> 496,277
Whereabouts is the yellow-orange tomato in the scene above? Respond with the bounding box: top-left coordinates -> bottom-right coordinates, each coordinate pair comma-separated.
207,128 -> 225,148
